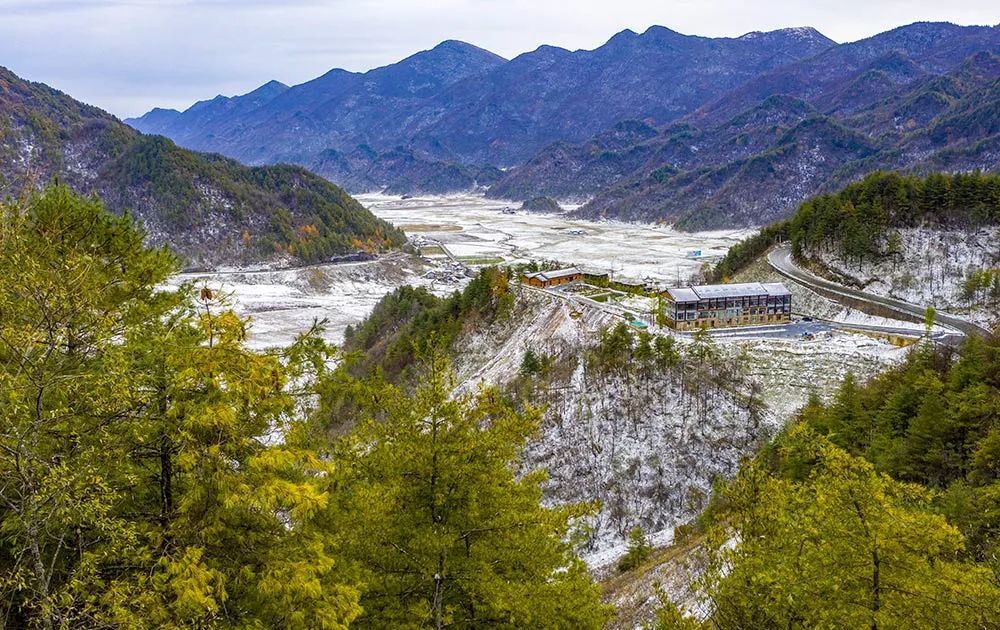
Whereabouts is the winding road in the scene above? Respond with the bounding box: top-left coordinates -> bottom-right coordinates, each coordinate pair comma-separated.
768,246 -> 991,341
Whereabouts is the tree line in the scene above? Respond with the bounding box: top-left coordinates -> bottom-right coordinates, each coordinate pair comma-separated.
789,171 -> 1000,268
341,267 -> 514,385
712,170 -> 1000,280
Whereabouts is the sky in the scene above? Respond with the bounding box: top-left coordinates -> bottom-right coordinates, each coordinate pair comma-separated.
1,0 -> 998,118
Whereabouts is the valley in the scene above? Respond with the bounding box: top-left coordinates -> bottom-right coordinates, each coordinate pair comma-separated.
360,194 -> 753,280
167,192 -> 923,577
4,8 -> 1000,627
174,193 -> 753,348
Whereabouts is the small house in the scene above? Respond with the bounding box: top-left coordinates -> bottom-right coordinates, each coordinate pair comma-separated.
522,268 -> 583,288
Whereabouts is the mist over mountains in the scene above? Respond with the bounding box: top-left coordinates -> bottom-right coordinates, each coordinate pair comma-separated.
126,21 -> 1000,228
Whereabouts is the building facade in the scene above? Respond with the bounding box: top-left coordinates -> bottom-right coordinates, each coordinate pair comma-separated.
522,268 -> 583,288
662,282 -> 792,330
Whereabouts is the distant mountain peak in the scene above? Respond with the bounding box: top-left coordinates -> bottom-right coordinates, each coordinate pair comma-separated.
432,39 -> 502,57
398,39 -> 506,66
252,79 -> 289,93
604,28 -> 639,45
738,26 -> 835,46
641,25 -> 683,38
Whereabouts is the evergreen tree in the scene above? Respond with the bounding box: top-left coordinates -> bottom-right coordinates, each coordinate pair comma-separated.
616,526 -> 652,573
330,357 -> 612,628
0,186 -> 361,628
700,425 -> 1000,629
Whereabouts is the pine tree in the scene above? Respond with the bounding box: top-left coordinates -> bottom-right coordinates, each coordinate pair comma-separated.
0,186 -> 361,628
617,526 -> 652,572
331,356 -> 612,628
0,186 -> 178,628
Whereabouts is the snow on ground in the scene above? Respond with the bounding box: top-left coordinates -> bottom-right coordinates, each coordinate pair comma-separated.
166,253 -> 463,349
719,333 -> 909,421
450,290 -> 756,565
831,309 -> 947,333
450,288 -> 908,569
730,249 -> 949,333
360,193 -> 753,282
812,227 -> 999,328
452,288 -> 618,394
164,194 -> 755,350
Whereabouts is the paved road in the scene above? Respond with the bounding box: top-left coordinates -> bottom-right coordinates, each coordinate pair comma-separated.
768,246 -> 991,341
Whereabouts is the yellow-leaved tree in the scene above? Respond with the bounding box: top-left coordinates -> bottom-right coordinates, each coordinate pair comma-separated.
0,185 -> 360,628
693,424 -> 1000,629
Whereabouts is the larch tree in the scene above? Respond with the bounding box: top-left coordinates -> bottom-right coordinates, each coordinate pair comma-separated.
699,424 -> 1000,629
0,186 -> 361,628
0,186 -> 178,628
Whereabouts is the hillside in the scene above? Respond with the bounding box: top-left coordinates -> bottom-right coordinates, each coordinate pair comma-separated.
329,269 -> 905,565
127,27 -> 834,193
494,23 -> 1000,229
710,171 -> 1000,331
0,66 -> 402,268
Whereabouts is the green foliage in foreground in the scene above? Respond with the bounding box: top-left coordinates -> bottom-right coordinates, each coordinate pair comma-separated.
696,425 -> 1000,629
658,334 -> 1000,628
801,336 -> 1000,560
323,358 -> 612,628
0,185 -> 359,628
0,185 -> 607,628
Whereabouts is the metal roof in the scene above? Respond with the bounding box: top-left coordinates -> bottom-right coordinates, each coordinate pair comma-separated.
761,282 -> 792,297
664,281 -> 791,303
692,282 -> 769,298
665,287 -> 699,302
534,267 -> 581,281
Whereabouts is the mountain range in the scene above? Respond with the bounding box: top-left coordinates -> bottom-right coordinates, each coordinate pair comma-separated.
497,22 -> 1000,228
128,27 -> 834,191
128,21 -> 1000,229
0,66 -> 401,268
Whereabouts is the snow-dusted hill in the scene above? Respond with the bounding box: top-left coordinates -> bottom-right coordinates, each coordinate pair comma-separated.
449,287 -> 907,567
809,227 -> 999,329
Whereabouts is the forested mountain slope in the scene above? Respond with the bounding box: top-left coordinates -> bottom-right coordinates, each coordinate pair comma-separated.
495,23 -> 1000,229
653,334 -> 1000,627
0,187 -> 611,628
128,27 -> 834,192
0,66 -> 402,268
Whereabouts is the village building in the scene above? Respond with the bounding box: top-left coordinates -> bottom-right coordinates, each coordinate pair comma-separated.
522,267 -> 583,288
662,282 -> 792,330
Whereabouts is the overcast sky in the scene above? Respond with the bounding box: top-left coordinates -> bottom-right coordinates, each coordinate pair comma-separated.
2,0 -> 997,118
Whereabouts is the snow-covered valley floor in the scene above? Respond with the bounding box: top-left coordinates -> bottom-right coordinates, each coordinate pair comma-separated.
360,193 -> 754,282
170,194 -> 756,348
167,252 -> 456,349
